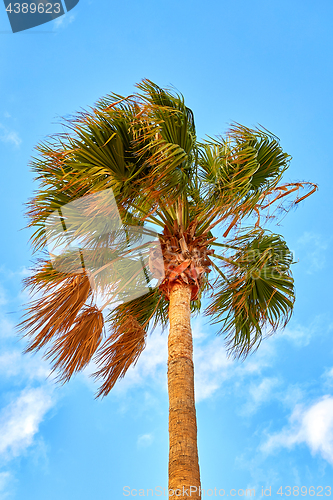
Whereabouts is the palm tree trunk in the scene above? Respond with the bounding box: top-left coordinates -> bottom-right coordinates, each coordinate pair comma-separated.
168,283 -> 201,499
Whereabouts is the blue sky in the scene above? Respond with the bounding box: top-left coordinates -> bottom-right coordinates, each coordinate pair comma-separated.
1,0 -> 333,498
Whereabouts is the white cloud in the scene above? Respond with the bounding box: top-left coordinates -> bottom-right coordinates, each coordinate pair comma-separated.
54,13 -> 75,29
137,433 -> 154,448
0,387 -> 54,462
136,330 -> 168,378
193,335 -> 233,402
296,232 -> 329,274
278,384 -> 304,409
240,377 -> 281,416
192,317 -> 207,341
261,395 -> 333,465
0,124 -> 21,148
193,317 -> 321,408
0,350 -> 51,381
0,272 -> 58,498
0,472 -> 12,499
192,319 -> 281,403
277,315 -> 327,348
0,266 -> 31,281
278,323 -> 313,347
322,367 -> 333,392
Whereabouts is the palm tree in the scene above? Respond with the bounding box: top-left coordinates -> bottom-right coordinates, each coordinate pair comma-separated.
20,80 -> 317,499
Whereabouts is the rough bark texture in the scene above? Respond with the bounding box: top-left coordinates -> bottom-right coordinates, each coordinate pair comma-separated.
168,283 -> 201,499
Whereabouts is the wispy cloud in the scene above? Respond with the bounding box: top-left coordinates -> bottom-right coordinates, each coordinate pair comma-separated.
193,335 -> 232,401
137,433 -> 154,448
296,232 -> 329,274
0,350 -> 51,381
0,471 -> 12,499
278,322 -> 315,347
54,13 -> 76,29
193,318 -> 280,403
240,377 -> 281,416
261,395 -> 333,465
0,387 -> 54,462
0,273 -> 58,498
0,124 -> 21,148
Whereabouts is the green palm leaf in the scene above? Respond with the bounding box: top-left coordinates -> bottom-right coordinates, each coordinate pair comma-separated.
207,230 -> 295,358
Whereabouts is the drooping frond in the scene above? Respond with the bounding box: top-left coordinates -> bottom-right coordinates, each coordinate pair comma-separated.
93,288 -> 168,397
20,268 -> 92,353
22,258 -> 76,293
46,305 -> 104,382
206,229 -> 295,358
92,315 -> 146,398
20,262 -> 103,382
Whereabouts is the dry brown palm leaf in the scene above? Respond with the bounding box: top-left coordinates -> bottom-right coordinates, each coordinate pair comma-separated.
46,305 -> 104,382
22,259 -> 70,294
20,272 -> 92,353
93,315 -> 147,398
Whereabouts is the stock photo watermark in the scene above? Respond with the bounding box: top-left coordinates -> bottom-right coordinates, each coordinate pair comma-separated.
123,486 -> 256,497
123,485 -> 332,497
44,188 -> 165,313
3,0 -> 79,33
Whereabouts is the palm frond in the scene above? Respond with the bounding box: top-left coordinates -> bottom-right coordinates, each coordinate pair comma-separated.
134,79 -> 197,202
46,305 -> 104,382
227,123 -> 290,191
92,315 -> 146,398
93,288 -> 168,397
206,230 -> 295,358
19,269 -> 92,353
136,78 -> 196,146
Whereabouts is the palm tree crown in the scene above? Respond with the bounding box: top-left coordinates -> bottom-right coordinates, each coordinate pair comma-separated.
20,79 -> 317,498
